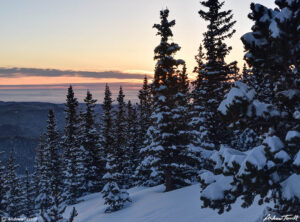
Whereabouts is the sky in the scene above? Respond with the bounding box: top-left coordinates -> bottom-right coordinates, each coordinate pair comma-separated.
0,0 -> 276,103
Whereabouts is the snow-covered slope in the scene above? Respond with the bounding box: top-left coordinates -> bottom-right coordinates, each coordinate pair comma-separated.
65,184 -> 270,222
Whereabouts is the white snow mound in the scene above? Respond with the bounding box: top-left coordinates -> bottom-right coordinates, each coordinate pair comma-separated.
65,184 -> 271,222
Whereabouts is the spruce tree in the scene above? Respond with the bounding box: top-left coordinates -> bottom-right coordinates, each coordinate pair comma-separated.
136,77 -> 153,185
190,44 -> 214,150
101,84 -> 114,188
199,0 -> 300,217
3,149 -> 23,218
126,100 -> 140,186
80,90 -> 104,193
62,85 -> 85,204
114,87 -> 131,188
141,9 -> 195,191
33,134 -> 48,210
101,86 -> 131,212
45,109 -> 64,200
41,185 -> 78,222
138,76 -> 152,145
23,168 -> 36,218
101,84 -> 114,162
191,0 -> 238,151
101,165 -> 131,213
37,110 -> 63,211
0,152 -> 6,217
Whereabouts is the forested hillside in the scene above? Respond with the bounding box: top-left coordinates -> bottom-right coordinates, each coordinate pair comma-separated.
0,0 -> 299,221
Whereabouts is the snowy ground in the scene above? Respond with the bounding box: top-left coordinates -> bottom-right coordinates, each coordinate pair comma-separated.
65,184 -> 270,222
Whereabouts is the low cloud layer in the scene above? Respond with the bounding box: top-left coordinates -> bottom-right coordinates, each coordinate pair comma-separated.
0,82 -> 142,90
0,67 -> 151,79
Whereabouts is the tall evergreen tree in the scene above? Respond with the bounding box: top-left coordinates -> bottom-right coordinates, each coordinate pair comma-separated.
0,152 -> 6,217
136,77 -> 153,185
101,84 -> 114,188
45,110 -> 64,199
199,0 -> 300,217
33,134 -> 48,210
101,85 -> 131,213
62,86 -> 85,204
101,84 -> 114,162
173,64 -> 197,181
191,0 -> 238,151
190,44 -> 213,150
23,168 -> 36,218
37,110 -> 63,211
126,100 -> 140,186
140,9 -> 195,191
3,149 -> 23,218
113,87 -> 131,188
41,183 -> 78,222
138,76 -> 152,144
80,90 -> 104,193
101,153 -> 131,213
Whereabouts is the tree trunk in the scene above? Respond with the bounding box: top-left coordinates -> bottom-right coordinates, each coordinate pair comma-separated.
164,169 -> 173,192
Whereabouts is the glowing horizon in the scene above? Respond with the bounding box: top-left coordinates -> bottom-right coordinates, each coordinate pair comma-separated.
0,0 -> 276,97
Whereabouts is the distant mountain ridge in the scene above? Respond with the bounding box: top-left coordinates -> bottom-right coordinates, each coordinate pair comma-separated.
0,101 -> 103,174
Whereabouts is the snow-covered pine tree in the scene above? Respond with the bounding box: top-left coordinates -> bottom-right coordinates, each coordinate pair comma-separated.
126,100 -> 140,186
218,81 -> 260,151
190,45 -> 213,150
23,168 -> 36,218
62,86 -> 85,204
113,86 -> 131,188
37,110 -> 63,211
199,0 -> 300,217
0,152 -> 6,217
101,84 -> 114,158
32,134 -> 48,210
41,183 -> 78,222
101,177 -> 131,213
141,9 -> 195,191
138,76 -> 152,146
241,3 -> 280,104
3,149 -> 23,218
80,90 -> 104,193
101,85 -> 131,213
45,109 -> 64,200
191,0 -> 238,151
135,77 -> 153,185
101,84 -> 114,185
172,64 -> 198,183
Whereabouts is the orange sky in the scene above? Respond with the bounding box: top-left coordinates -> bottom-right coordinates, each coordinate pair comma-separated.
0,0 -> 276,90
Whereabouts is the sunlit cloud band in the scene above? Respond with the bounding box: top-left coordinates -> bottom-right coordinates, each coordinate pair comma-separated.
0,67 -> 152,79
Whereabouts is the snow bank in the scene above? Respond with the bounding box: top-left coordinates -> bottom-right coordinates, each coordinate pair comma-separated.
65,184 -> 271,222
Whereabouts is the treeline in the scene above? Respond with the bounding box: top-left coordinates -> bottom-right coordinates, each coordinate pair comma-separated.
0,0 -> 299,220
